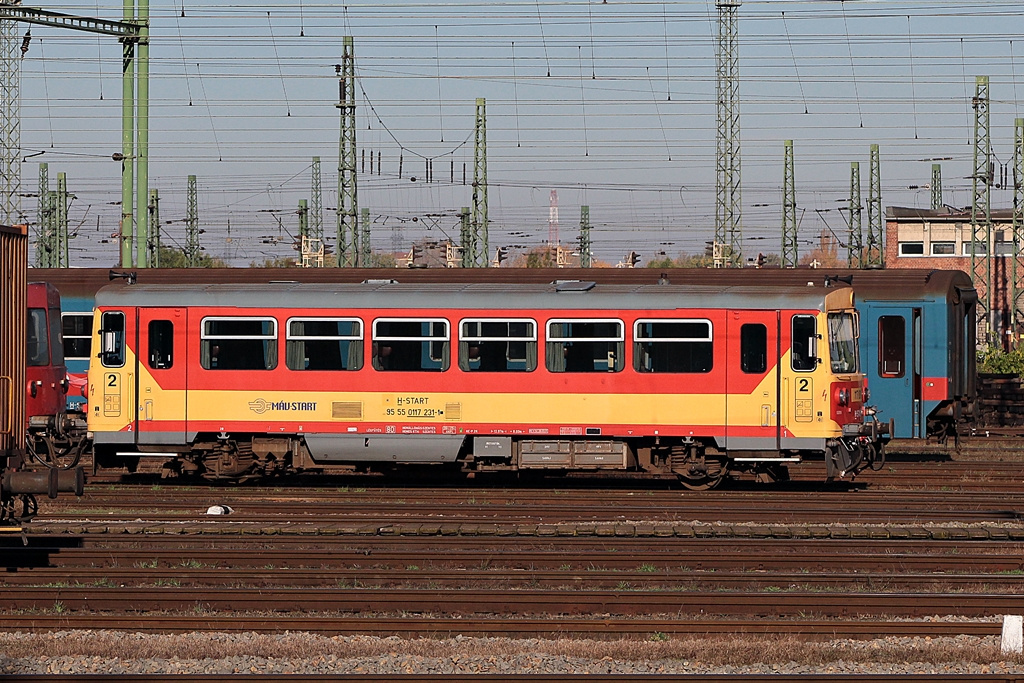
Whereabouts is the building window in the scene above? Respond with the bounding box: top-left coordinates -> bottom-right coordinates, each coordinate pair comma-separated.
201,317 -> 277,370
898,242 -> 924,256
62,313 -> 92,361
546,319 -> 624,373
996,241 -> 1018,256
963,241 -> 987,256
930,241 -> 955,256
633,319 -> 713,374
286,318 -> 363,371
459,319 -> 537,372
372,319 -> 449,371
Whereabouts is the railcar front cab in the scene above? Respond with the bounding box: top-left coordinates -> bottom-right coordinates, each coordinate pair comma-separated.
819,293 -> 891,479
26,283 -> 88,471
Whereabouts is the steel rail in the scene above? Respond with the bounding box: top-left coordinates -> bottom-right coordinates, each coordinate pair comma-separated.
4,586 -> 1022,617
4,566 -> 1024,591
0,614 -> 1004,639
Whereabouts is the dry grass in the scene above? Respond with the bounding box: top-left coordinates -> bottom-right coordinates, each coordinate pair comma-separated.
1,631 -> 1022,667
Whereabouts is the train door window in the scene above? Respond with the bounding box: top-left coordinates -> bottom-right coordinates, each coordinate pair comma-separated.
62,313 -> 92,361
827,312 -> 859,373
148,320 -> 174,370
372,318 -> 449,371
459,319 -> 537,372
740,323 -> 767,374
99,311 -> 126,368
633,319 -> 712,373
791,315 -> 817,372
286,318 -> 363,371
201,317 -> 277,370
547,319 -> 624,373
878,315 -> 905,378
27,308 -> 49,366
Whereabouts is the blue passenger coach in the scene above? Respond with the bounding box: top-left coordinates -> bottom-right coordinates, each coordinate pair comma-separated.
851,270 -> 976,441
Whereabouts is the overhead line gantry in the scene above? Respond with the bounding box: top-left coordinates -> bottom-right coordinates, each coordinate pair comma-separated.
0,3 -> 148,268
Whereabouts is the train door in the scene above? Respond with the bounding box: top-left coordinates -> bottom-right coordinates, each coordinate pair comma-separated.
869,306 -> 921,439
724,311 -> 780,450
135,308 -> 187,445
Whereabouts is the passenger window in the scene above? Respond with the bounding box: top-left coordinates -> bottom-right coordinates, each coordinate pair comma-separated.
740,323 -> 767,374
878,315 -> 905,378
201,317 -> 277,370
148,320 -> 174,370
62,313 -> 92,361
459,319 -> 537,372
286,318 -> 363,371
633,319 -> 712,374
547,320 -> 624,373
372,319 -> 449,371
100,311 -> 126,368
27,308 -> 49,366
791,315 -> 817,372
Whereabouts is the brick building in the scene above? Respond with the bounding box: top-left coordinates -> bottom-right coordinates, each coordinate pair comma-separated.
885,206 -> 1020,343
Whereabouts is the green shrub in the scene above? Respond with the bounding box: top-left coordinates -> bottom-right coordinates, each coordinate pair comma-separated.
978,346 -> 1024,375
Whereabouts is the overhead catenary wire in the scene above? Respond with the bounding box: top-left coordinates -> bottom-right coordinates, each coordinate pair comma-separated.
908,15 -> 918,140
266,12 -> 291,116
839,0 -> 864,128
194,62 -> 223,162
536,0 -> 552,77
645,66 -> 671,161
511,40 -> 521,148
781,11 -> 808,114
662,2 -> 670,100
435,25 -> 443,143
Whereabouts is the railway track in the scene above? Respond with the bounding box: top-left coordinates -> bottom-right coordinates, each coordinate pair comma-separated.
33,480 -> 1024,526
9,481 -> 1024,676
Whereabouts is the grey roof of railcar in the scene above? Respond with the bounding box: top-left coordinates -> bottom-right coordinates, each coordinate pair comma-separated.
93,281 -> 844,312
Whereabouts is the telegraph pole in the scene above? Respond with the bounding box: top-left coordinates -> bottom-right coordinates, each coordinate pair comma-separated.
472,98 -> 489,267
147,188 -> 159,268
579,205 -> 592,268
865,144 -> 883,267
931,163 -> 942,211
310,156 -> 323,255
360,207 -> 371,267
780,140 -> 797,268
34,162 -> 48,267
55,172 -> 67,268
715,1 -> 742,267
458,206 -> 472,268
848,162 -> 862,268
1012,118 -> 1024,343
336,37 -> 358,267
971,76 -> 992,343
185,174 -> 200,267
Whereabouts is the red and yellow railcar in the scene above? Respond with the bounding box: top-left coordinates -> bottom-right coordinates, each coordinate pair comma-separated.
87,280 -> 887,487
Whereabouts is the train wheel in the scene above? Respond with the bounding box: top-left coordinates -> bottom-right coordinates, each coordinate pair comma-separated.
671,447 -> 726,491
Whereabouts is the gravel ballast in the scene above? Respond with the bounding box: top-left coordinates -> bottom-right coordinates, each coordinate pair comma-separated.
3,631 -> 1024,675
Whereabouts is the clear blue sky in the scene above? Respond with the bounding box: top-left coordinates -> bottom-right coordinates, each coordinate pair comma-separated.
18,1 -> 1024,266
